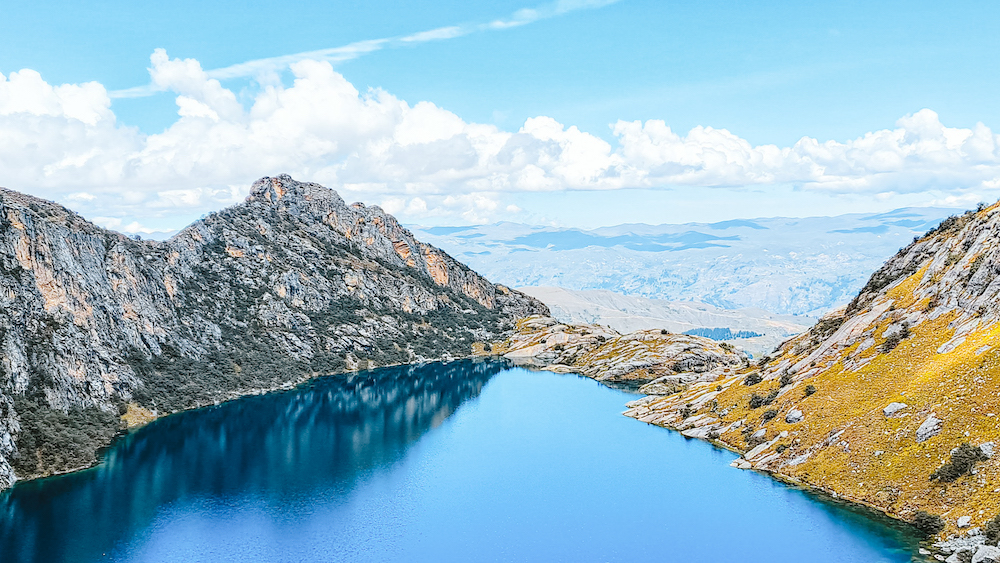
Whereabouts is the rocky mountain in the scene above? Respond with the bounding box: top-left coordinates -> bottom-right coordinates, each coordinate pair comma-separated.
0,175 -> 546,490
570,202 -> 1000,552
411,207 -> 954,317
517,286 -> 813,357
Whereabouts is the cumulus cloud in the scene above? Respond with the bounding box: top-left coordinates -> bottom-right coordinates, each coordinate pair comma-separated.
1,50 -> 1000,230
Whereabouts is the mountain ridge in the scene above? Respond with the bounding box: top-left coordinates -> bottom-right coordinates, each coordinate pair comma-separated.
0,175 -> 547,489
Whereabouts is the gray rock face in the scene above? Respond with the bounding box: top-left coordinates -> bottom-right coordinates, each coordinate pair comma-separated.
0,176 -> 547,489
980,442 -> 995,458
973,545 -> 1000,563
883,402 -> 907,416
959,516 -> 973,528
785,409 -> 804,424
917,414 -> 943,443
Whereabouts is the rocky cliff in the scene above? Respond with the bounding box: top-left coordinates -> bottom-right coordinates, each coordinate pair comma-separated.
603,203 -> 1000,551
0,175 -> 546,490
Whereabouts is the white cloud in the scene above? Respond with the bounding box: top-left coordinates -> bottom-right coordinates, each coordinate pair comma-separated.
2,51 -> 1000,231
400,26 -> 466,43
488,0 -> 622,28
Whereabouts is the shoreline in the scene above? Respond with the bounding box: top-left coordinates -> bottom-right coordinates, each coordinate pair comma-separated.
616,382 -> 940,561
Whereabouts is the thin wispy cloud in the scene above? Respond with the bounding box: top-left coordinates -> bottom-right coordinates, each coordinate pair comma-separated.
108,0 -> 622,99
400,26 -> 466,43
487,0 -> 619,29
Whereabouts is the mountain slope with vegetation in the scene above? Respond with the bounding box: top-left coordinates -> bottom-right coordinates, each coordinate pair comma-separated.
0,175 -> 546,490
614,202 -> 1000,548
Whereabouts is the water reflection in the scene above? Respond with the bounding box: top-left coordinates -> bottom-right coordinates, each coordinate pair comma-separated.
0,359 -> 503,563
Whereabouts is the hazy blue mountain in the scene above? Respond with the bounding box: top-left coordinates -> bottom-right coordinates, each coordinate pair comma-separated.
516,286 -> 813,357
412,207 -> 956,317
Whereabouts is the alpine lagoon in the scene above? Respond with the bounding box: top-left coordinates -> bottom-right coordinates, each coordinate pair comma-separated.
0,360 -> 923,563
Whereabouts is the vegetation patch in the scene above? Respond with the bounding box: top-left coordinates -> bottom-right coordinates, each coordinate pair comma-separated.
986,513 -> 1000,544
881,323 -> 910,354
929,443 -> 988,483
13,392 -> 122,478
749,389 -> 779,409
911,510 -> 945,537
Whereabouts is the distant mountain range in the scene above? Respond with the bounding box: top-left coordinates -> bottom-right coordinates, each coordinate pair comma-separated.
517,286 -> 812,357
411,207 -> 956,317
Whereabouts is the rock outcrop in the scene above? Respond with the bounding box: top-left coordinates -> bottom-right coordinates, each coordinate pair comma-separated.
500,315 -> 748,389
0,175 -> 547,489
607,202 -> 1000,541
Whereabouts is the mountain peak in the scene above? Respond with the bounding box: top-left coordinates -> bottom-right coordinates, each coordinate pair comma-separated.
247,174 -> 344,208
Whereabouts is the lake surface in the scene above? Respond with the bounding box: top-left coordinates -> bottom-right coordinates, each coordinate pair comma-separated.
0,360 -> 925,562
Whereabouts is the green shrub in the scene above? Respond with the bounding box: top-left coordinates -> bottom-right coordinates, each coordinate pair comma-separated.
749,389 -> 779,409
930,443 -> 987,482
743,372 -> 763,386
779,371 -> 793,387
985,513 -> 1000,544
911,511 -> 944,537
761,409 -> 777,423
882,333 -> 901,353
804,384 -> 817,396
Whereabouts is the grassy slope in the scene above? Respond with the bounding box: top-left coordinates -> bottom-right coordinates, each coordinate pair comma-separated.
630,208 -> 1000,537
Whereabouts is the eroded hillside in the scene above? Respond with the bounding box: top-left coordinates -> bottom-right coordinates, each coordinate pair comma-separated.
0,176 -> 546,489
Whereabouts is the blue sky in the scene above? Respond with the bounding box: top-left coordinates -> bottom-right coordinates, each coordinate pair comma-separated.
1,0 -> 996,231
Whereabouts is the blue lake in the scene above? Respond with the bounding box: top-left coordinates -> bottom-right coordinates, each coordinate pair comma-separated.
0,360 -> 924,562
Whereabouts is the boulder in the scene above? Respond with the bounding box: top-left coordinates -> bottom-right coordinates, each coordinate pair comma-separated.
958,516 -> 972,528
917,414 -> 943,443
785,409 -> 804,423
981,442 -> 996,458
973,545 -> 1000,563
883,402 -> 908,416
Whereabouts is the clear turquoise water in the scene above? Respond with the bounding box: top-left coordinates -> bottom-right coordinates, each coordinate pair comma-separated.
0,360 -> 923,562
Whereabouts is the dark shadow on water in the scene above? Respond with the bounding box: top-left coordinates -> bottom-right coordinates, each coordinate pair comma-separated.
0,359 -> 505,563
